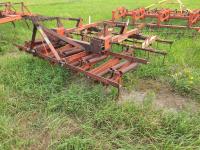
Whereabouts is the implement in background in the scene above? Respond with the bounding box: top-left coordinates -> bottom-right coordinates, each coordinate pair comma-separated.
112,0 -> 200,32
0,2 -> 33,24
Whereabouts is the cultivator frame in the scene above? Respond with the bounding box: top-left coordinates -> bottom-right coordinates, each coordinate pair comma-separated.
17,16 -> 171,88
112,6 -> 200,32
0,2 -> 32,24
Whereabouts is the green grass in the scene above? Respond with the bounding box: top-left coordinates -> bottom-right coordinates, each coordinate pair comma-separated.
0,0 -> 200,149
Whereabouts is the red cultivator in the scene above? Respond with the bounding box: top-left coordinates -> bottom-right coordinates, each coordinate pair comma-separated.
112,7 -> 200,32
0,2 -> 32,24
17,16 -> 171,89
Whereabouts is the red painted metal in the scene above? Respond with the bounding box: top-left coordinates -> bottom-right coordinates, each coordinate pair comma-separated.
17,16 -> 170,88
112,7 -> 127,21
112,7 -> 200,31
0,2 -> 33,24
131,8 -> 146,23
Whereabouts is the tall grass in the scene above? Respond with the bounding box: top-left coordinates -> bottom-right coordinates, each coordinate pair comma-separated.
0,0 -> 200,149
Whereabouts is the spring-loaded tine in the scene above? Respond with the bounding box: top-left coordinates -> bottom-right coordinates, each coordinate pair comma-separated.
11,21 -> 16,28
23,18 -> 30,29
163,55 -> 166,65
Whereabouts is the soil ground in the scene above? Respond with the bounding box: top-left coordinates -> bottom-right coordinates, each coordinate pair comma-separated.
119,79 -> 200,112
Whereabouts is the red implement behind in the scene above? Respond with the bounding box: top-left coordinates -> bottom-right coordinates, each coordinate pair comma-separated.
0,2 -> 33,24
112,7 -> 200,32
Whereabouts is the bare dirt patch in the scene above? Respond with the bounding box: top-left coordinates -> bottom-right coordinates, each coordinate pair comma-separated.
119,79 -> 200,112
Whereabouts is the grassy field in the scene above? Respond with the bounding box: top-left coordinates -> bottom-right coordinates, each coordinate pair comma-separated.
0,0 -> 200,149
